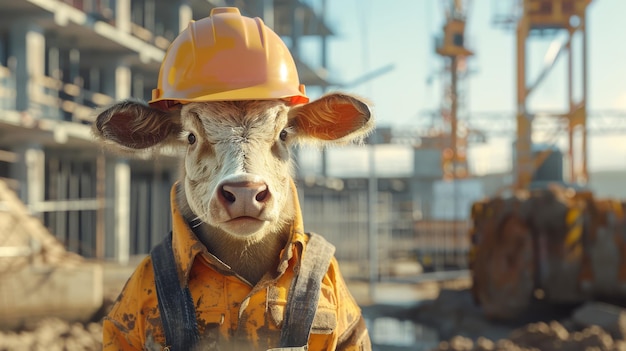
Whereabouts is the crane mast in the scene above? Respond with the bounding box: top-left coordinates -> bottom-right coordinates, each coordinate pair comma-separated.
436,0 -> 473,180
504,0 -> 592,189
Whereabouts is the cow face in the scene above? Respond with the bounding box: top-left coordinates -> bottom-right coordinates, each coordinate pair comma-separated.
93,94 -> 373,241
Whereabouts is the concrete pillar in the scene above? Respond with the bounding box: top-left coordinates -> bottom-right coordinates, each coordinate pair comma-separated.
253,0 -> 274,29
132,71 -> 143,98
69,48 -> 80,84
10,144 -> 45,218
0,36 -> 10,110
46,35 -> 61,120
115,63 -> 131,100
10,22 -> 45,113
104,158 -> 131,263
101,65 -> 115,98
144,0 -> 156,32
178,2 -> 193,32
115,160 -> 131,264
289,2 -> 302,58
88,66 -> 101,93
115,0 -> 131,33
69,48 -> 84,113
25,147 -> 45,217
102,62 -> 131,100
102,62 -> 131,263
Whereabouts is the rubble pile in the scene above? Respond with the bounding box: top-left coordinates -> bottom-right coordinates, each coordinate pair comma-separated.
0,179 -> 83,274
422,289 -> 626,351
0,318 -> 102,351
435,322 -> 626,351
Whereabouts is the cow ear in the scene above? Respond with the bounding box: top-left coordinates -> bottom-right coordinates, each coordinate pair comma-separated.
289,93 -> 374,143
93,99 -> 182,150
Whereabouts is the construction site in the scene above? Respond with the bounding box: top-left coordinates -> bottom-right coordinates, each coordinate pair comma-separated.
2,0 -> 626,350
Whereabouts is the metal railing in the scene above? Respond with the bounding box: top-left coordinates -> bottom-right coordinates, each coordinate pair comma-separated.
0,63 -> 114,123
299,184 -> 471,281
30,74 -> 113,123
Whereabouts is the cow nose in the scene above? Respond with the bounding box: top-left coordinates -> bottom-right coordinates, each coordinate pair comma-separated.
219,181 -> 270,208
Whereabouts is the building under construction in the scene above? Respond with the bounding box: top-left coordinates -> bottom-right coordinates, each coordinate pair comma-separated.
0,0 -> 336,264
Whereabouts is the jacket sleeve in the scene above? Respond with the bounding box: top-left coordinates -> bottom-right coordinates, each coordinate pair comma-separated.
102,257 -> 157,351
330,258 -> 372,351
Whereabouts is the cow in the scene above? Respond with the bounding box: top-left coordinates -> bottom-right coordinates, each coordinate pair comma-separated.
96,7 -> 374,351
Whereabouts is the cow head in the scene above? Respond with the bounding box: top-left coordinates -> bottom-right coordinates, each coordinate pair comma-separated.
93,93 -> 373,243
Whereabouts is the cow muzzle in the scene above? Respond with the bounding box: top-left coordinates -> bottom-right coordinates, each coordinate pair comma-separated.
215,174 -> 272,223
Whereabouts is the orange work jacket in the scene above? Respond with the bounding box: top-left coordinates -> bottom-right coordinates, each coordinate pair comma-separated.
102,184 -> 371,350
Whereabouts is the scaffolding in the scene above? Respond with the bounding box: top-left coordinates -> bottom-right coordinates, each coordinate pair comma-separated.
0,0 -> 336,263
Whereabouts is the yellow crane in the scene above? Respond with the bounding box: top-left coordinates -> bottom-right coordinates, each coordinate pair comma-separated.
511,0 -> 591,190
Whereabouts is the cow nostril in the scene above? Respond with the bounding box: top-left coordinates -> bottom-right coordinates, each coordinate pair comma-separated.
221,187 -> 236,203
255,188 -> 269,202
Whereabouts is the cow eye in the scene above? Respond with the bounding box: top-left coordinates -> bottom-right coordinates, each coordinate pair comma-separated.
188,133 -> 196,145
279,129 -> 288,142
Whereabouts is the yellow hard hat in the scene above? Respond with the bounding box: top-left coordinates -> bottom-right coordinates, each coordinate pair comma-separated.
150,7 -> 308,109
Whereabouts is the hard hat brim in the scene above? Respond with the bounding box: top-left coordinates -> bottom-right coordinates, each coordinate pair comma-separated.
150,85 -> 308,109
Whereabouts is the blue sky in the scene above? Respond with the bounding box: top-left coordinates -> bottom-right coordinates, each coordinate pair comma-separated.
301,0 -> 626,174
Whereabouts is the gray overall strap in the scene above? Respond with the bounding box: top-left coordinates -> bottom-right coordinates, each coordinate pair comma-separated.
278,233 -> 336,349
151,233 -> 200,351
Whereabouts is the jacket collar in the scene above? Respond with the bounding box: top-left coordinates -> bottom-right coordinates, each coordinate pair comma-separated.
168,179 -> 306,287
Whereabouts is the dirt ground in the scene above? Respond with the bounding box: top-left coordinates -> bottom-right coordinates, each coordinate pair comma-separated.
0,318 -> 103,351
0,294 -> 114,351
2,278 -> 626,351
415,290 -> 626,351
361,280 -> 626,351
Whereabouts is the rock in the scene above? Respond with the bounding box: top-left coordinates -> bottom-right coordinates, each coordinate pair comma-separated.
0,318 -> 102,351
448,335 -> 474,350
493,339 -> 531,351
613,339 -> 626,350
474,336 -> 495,351
572,302 -> 626,340
509,321 -> 569,349
566,325 -> 614,351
